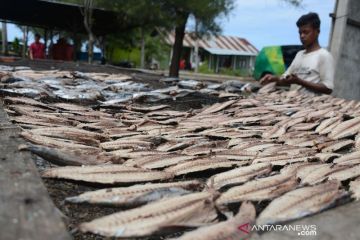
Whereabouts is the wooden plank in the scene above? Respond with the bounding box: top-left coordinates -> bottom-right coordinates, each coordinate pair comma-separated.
0,102 -> 71,240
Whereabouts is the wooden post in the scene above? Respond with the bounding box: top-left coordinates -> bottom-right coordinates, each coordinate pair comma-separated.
2,21 -> 8,55
140,28 -> 145,69
43,29 -> 48,58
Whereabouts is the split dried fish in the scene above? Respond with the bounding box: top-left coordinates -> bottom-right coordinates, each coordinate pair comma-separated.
79,191 -> 218,237
329,116 -> 360,139
332,151 -> 360,165
296,163 -> 348,185
19,144 -> 120,166
315,116 -> 342,134
165,158 -> 240,176
253,154 -> 317,166
100,139 -> 153,150
321,139 -> 354,152
66,180 -> 202,206
207,163 -> 272,190
216,172 -> 298,205
200,100 -> 236,114
256,181 -> 344,225
327,164 -> 360,181
315,153 -> 341,162
42,165 -> 174,184
20,131 -> 99,151
125,154 -> 196,169
172,201 -> 256,240
349,178 -> 360,200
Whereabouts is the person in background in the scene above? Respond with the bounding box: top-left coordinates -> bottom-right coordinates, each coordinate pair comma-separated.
52,37 -> 74,61
179,59 -> 186,70
29,33 -> 45,60
260,12 -> 334,95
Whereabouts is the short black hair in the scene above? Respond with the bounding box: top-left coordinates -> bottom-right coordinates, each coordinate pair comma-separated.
35,33 -> 41,38
296,12 -> 321,29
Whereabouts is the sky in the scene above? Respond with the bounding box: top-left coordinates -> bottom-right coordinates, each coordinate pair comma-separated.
220,0 -> 336,50
5,0 -> 335,50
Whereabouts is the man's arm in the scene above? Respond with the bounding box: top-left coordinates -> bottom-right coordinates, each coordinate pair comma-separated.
281,74 -> 332,94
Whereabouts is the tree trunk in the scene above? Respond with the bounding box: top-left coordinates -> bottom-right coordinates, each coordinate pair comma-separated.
88,33 -> 94,63
194,18 -> 199,73
2,22 -> 8,55
81,0 -> 95,64
169,15 -> 188,77
140,28 -> 145,69
22,26 -> 28,58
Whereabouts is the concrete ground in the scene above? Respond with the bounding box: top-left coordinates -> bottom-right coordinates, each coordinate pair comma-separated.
252,200 -> 360,240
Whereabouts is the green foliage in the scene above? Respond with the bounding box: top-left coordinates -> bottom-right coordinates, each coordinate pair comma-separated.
111,48 -> 140,67
219,68 -> 252,77
12,38 -> 21,55
198,60 -> 214,74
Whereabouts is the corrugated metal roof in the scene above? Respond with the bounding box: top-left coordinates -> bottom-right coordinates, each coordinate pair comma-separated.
163,31 -> 259,56
204,48 -> 257,56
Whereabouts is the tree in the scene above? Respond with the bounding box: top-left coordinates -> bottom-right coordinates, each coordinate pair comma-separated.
79,0 -> 95,63
153,0 -> 235,77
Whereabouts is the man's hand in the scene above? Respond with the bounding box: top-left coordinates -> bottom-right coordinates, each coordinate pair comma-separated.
259,74 -> 280,85
280,74 -> 300,85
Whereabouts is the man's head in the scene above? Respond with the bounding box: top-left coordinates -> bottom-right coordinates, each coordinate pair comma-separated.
34,33 -> 41,43
296,12 -> 320,48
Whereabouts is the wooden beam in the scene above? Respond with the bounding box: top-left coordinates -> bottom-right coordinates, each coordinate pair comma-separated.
0,103 -> 71,240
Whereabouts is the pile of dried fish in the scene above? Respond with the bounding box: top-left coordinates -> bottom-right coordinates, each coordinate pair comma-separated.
2,65 -> 360,239
0,67 -> 253,105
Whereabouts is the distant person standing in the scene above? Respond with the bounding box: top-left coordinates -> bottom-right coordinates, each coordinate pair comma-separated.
52,37 -> 74,61
29,33 -> 45,60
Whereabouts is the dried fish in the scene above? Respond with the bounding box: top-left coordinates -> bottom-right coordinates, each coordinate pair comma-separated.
315,116 -> 342,134
165,158 -> 240,176
127,105 -> 169,113
42,165 -> 174,184
125,154 -> 196,169
216,172 -> 298,204
333,151 -> 360,165
349,178 -> 360,200
296,164 -> 348,185
253,154 -> 317,166
356,134 -> 360,150
327,164 -> 360,181
321,139 -> 354,152
66,180 -> 202,206
28,127 -> 108,143
20,131 -> 99,151
172,201 -> 256,240
19,144 -> 120,166
79,192 -> 218,237
100,139 -> 153,150
329,116 -> 360,139
256,181 -> 344,225
157,140 -> 197,152
200,100 -> 236,114
315,153 -> 341,162
207,163 -> 272,189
